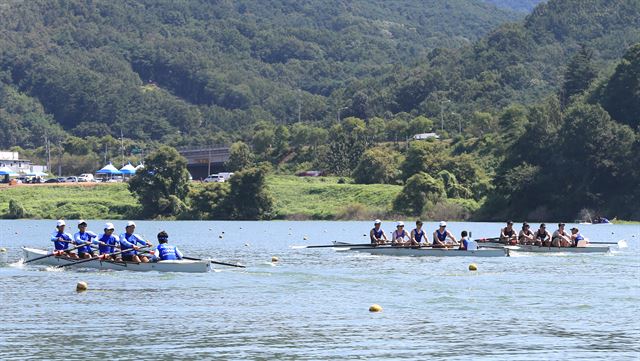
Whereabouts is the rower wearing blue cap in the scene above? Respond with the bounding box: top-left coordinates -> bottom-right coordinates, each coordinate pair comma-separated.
153,231 -> 183,261
50,220 -> 77,259
73,220 -> 98,259
119,221 -> 152,263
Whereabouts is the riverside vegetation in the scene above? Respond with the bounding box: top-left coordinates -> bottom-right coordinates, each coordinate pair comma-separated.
0,0 -> 638,221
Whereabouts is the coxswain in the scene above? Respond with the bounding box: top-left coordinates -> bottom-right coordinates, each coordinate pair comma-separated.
391,222 -> 410,246
369,219 -> 388,245
153,231 -> 183,261
552,223 -> 572,247
570,227 -> 587,247
73,220 -> 98,259
432,221 -> 457,248
500,221 -> 518,245
458,231 -> 478,250
518,222 -> 535,245
534,223 -> 551,246
50,220 -> 77,259
409,220 -> 426,246
97,223 -> 121,261
119,221 -> 152,263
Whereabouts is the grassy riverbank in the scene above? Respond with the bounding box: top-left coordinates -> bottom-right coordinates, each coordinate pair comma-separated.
0,176 -> 401,220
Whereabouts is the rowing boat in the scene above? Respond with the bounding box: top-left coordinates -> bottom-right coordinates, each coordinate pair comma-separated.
22,247 -> 211,273
477,242 -> 611,254
332,242 -> 508,257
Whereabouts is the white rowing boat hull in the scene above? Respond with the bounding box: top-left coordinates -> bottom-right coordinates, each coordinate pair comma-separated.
333,244 -> 508,257
22,247 -> 211,273
479,242 -> 611,254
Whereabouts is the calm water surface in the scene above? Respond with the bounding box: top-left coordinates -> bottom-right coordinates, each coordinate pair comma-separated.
1,220 -> 639,360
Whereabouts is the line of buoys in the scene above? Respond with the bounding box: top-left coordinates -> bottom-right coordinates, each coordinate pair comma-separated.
369,304 -> 383,312
468,263 -> 478,271
76,281 -> 88,292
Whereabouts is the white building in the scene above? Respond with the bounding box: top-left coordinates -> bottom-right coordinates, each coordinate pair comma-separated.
413,133 -> 440,140
0,151 -> 47,174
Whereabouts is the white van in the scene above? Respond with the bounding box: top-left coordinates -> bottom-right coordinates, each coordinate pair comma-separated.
204,172 -> 234,183
78,173 -> 96,182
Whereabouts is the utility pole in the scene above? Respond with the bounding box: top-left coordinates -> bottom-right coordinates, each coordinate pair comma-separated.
44,132 -> 51,173
120,128 -> 125,167
104,144 -> 108,165
57,141 -> 62,176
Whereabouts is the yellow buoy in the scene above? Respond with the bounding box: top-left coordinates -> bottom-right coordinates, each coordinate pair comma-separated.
271,256 -> 279,263
76,281 -> 88,292
469,263 -> 478,271
369,304 -> 383,312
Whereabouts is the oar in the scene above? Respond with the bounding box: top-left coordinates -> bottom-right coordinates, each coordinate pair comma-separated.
58,246 -> 150,268
291,243 -> 373,249
182,256 -> 246,268
476,237 -> 502,242
24,242 -> 92,264
589,240 -> 627,248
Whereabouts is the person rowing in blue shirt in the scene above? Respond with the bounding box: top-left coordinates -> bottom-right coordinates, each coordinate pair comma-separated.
432,221 -> 458,248
50,220 -> 77,259
409,220 -> 426,247
153,231 -> 183,261
369,219 -> 388,245
73,220 -> 98,259
570,227 -> 588,247
96,222 -> 121,261
119,221 -> 152,263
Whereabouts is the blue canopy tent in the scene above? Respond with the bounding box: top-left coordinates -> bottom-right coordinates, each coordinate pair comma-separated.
119,163 -> 137,180
96,163 -> 122,181
0,166 -> 18,183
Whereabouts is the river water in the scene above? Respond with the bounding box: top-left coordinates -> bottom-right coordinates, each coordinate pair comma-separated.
1,220 -> 638,360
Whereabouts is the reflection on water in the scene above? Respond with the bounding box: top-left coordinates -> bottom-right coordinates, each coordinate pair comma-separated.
1,220 -> 639,360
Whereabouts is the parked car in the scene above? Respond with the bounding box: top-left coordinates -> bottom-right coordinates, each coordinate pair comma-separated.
204,172 -> 234,183
66,176 -> 79,182
78,173 -> 95,182
296,170 -> 325,177
56,177 -> 67,183
44,178 -> 59,183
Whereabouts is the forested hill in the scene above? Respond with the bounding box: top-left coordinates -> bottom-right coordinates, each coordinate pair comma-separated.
0,0 -> 522,146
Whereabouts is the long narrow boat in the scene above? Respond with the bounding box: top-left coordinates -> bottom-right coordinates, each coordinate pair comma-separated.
477,242 -> 611,254
22,247 -> 211,273
332,242 -> 508,257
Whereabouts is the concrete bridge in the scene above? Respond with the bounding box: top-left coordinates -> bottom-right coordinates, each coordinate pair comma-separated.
178,146 -> 230,180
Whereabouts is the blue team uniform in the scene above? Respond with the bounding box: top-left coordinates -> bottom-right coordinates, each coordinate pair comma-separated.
412,228 -> 425,243
50,231 -> 73,251
155,243 -> 183,261
119,233 -> 148,255
573,233 -> 584,247
73,231 -> 97,254
96,233 -> 120,255
434,229 -> 447,245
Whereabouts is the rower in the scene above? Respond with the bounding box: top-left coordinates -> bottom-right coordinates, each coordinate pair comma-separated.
409,220 -> 426,246
153,231 -> 183,261
97,223 -> 121,261
50,220 -> 77,259
391,222 -> 409,246
570,227 -> 587,247
552,223 -> 572,247
119,221 -> 152,263
73,220 -> 98,259
534,223 -> 551,246
432,221 -> 457,248
500,221 -> 517,245
370,219 -> 388,245
518,222 -> 535,245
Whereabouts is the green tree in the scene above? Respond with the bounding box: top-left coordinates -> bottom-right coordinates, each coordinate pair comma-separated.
393,172 -> 446,215
226,141 -> 255,171
352,147 -> 404,184
596,44 -> 640,128
189,182 -> 229,219
561,45 -> 598,105
128,146 -> 190,217
222,167 -> 274,220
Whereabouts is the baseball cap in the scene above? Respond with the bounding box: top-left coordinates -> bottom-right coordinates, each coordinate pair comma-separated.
56,220 -> 65,227
78,220 -> 87,226
396,221 -> 404,227
439,221 -> 447,227
374,219 -> 382,224
104,222 -> 115,230
126,221 -> 136,227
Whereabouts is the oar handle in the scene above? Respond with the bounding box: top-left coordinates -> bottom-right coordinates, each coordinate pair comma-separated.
58,246 -> 150,268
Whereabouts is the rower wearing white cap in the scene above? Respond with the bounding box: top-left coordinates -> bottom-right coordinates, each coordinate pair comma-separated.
391,221 -> 410,246
119,221 -> 152,263
73,220 -> 98,259
97,222 -> 121,261
432,221 -> 457,248
50,220 -> 77,259
369,219 -> 388,245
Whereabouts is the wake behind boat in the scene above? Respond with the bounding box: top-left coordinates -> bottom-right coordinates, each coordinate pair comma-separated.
22,247 -> 211,273
331,242 -> 509,257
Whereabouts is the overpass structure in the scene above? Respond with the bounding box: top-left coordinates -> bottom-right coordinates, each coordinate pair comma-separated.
178,146 -> 230,180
